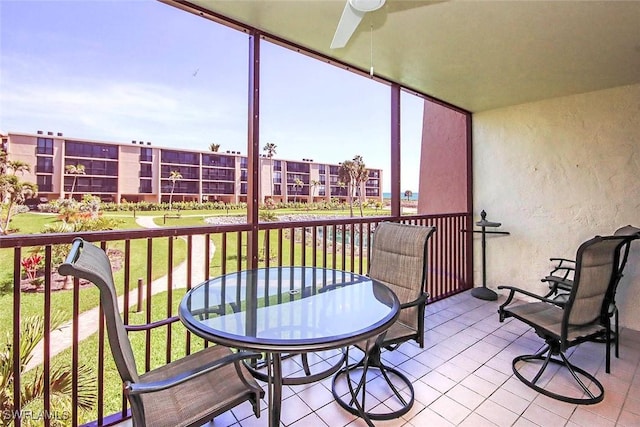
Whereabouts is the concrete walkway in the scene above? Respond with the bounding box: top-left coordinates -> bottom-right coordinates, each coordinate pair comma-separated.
26,216 -> 215,371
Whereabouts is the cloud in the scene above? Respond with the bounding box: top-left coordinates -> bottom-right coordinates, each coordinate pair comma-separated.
1,76 -> 246,148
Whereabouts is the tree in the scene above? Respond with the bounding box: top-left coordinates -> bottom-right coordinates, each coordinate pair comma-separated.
0,154 -> 38,235
168,170 -> 183,210
262,143 -> 277,201
0,313 -> 96,425
65,163 -> 86,200
209,143 -> 220,152
338,155 -> 369,217
292,177 -> 304,203
404,189 -> 413,201
310,179 -> 321,203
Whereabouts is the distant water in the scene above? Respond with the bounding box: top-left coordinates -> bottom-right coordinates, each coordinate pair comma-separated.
383,192 -> 418,201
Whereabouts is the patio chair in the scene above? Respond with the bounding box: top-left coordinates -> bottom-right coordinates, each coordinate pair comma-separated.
498,234 -> 632,404
59,238 -> 264,427
543,225 -> 640,359
332,222 -> 435,421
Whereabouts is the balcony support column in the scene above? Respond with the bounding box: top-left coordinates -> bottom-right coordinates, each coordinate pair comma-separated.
247,31 -> 260,269
390,84 -> 401,219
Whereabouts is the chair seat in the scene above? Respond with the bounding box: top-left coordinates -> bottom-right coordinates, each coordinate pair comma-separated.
139,345 -> 261,427
354,321 -> 417,353
507,302 -> 605,342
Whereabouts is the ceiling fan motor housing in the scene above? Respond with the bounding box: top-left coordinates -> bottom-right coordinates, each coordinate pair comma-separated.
349,0 -> 386,13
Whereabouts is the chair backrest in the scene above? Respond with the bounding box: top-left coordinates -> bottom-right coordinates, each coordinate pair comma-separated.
613,225 -> 640,274
59,238 -> 140,383
565,235 -> 631,327
369,222 -> 435,328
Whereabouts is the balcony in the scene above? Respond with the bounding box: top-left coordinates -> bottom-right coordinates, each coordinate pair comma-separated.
1,213 -> 470,426
4,212 -> 637,426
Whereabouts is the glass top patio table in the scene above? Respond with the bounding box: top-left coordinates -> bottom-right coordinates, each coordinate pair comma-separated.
178,266 -> 400,427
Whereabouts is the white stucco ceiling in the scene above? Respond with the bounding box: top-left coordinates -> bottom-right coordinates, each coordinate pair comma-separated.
168,0 -> 640,113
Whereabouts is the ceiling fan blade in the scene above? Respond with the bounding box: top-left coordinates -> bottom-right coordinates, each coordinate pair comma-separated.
330,1 -> 366,49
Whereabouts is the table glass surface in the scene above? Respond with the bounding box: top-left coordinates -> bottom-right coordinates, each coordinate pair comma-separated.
179,267 -> 399,350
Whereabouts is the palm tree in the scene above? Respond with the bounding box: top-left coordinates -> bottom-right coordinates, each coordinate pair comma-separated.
0,313 -> 96,424
209,143 -> 220,152
262,143 -> 277,201
0,161 -> 37,235
168,170 -> 183,210
8,160 -> 30,176
338,155 -> 369,217
293,177 -> 303,203
352,155 -> 369,217
65,163 -> 86,200
338,161 -> 355,216
404,189 -> 413,201
310,179 -> 320,203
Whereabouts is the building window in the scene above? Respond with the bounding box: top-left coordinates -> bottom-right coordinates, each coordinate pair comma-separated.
287,162 -> 310,174
140,147 -> 153,162
273,171 -> 281,183
64,176 -> 117,193
65,159 -> 118,176
240,157 -> 248,168
36,137 -> 54,155
140,179 -> 152,193
202,182 -> 234,194
160,165 -> 200,180
273,184 -> 281,195
273,160 -> 281,171
140,163 -> 153,178
36,175 -> 52,192
65,141 -> 118,159
202,168 -> 234,181
160,180 -> 199,194
203,154 -> 234,168
36,157 -> 54,174
161,149 -> 199,165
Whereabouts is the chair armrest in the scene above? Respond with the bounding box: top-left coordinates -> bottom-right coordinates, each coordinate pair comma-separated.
125,316 -> 180,332
498,286 -> 565,321
400,292 -> 429,310
125,351 -> 262,395
546,258 -> 575,281
498,285 -> 564,305
542,276 -> 573,291
549,257 -> 575,265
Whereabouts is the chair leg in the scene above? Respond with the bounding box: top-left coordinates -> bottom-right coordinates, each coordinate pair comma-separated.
512,341 -> 604,405
332,346 -> 415,421
614,308 -> 620,359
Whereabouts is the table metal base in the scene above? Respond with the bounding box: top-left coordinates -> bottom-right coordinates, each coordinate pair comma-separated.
247,350 -> 347,386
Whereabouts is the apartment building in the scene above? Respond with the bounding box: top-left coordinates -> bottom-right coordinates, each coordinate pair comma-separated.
1,131 -> 382,205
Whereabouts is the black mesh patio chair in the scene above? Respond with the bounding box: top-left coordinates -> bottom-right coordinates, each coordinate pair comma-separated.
499,234 -> 633,404
59,238 -> 264,427
332,222 -> 435,421
543,225 -> 640,359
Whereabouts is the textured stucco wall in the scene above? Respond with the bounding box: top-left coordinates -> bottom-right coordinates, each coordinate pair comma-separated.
473,83 -> 640,330
418,100 -> 469,214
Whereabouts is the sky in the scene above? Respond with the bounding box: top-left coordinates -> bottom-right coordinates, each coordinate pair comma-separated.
0,0 -> 425,192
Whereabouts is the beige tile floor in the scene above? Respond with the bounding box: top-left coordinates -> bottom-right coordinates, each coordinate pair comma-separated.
120,289 -> 640,426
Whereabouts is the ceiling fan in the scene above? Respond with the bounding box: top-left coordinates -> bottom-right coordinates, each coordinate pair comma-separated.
330,0 -> 386,49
